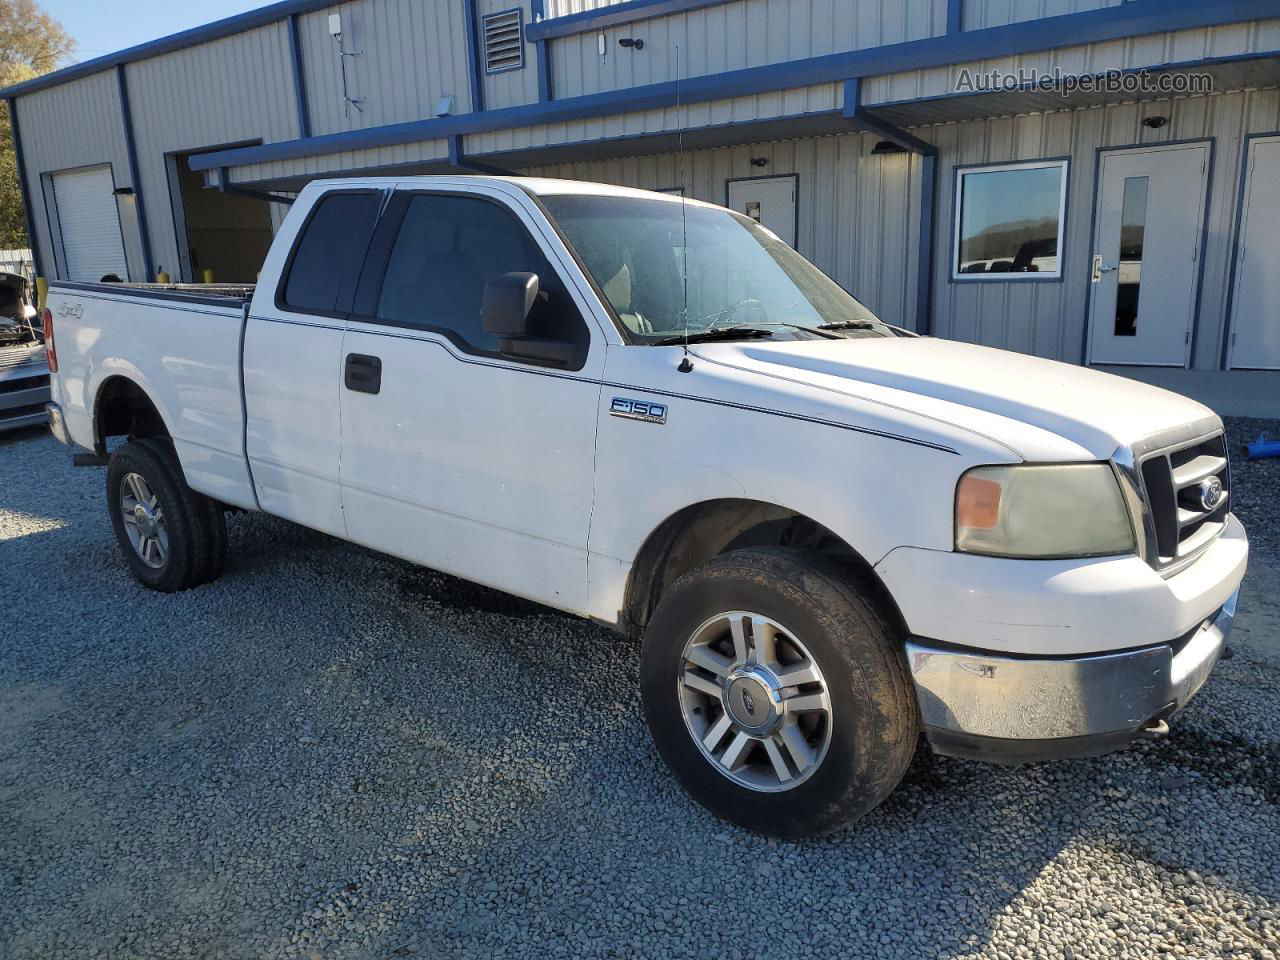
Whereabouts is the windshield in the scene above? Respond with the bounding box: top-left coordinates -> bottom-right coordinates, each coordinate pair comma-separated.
540,194 -> 907,344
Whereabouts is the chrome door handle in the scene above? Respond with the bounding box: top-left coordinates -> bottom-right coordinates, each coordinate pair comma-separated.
1091,255 -> 1117,283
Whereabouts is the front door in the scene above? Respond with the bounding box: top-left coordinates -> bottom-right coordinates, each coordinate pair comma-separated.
1227,135 -> 1280,370
1087,142 -> 1209,366
243,188 -> 383,538
727,175 -> 797,247
338,186 -> 602,613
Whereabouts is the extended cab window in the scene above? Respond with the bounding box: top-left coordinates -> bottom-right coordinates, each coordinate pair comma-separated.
375,194 -> 586,359
281,192 -> 381,314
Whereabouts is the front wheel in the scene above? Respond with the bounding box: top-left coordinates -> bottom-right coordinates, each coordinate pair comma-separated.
640,547 -> 917,838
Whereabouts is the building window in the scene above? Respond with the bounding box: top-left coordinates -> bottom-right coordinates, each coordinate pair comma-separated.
952,160 -> 1068,280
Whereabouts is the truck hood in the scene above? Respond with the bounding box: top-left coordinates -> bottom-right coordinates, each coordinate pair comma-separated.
698,336 -> 1217,460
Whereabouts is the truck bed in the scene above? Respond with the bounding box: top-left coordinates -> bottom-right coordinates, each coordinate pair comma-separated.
47,279 -> 258,510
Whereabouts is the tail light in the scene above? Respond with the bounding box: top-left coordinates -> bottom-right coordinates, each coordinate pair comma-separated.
42,307 -> 57,373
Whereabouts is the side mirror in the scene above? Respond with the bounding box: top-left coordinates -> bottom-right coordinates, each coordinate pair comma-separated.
481,271 -> 580,367
481,271 -> 539,337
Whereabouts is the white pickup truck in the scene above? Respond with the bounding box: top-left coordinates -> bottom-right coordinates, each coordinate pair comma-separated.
45,176 -> 1247,837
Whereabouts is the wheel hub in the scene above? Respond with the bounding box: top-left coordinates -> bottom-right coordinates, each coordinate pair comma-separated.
119,471 -> 169,569
133,503 -> 158,539
676,611 -> 833,793
723,668 -> 784,736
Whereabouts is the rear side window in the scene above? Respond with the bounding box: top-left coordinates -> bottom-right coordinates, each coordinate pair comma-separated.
281,192 -> 381,314
375,194 -> 586,359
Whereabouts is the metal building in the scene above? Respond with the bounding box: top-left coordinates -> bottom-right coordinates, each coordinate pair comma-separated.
4,0 -> 1279,411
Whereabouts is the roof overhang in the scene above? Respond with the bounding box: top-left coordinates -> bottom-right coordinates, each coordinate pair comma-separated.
221,111 -> 858,190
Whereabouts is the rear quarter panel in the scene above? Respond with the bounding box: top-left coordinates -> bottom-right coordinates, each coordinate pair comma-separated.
48,286 -> 256,509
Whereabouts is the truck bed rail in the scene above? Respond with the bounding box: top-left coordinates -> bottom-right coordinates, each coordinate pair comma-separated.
51,280 -> 255,308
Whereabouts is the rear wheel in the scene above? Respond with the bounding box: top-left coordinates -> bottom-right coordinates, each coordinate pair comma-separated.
106,439 -> 227,592
640,547 -> 917,837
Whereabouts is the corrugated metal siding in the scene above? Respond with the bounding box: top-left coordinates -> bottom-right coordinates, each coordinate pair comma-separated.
479,0 -> 540,109
545,0 -> 619,17
297,0 -> 473,136
12,71 -> 138,280
234,139 -> 451,186
961,0 -> 1121,31
549,0 -> 946,100
466,82 -> 841,154
544,0 -> 1119,30
125,23 -> 299,280
927,86 -> 1280,370
518,131 -> 923,328
863,20 -> 1280,104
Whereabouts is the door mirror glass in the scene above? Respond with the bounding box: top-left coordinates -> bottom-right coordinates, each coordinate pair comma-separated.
481,271 -> 539,336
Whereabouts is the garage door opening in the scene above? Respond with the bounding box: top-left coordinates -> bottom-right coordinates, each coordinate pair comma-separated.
168,149 -> 273,283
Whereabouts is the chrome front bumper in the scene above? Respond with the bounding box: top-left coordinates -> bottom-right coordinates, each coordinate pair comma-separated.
905,587 -> 1238,763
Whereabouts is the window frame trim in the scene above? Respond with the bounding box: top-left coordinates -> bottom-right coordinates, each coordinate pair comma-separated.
348,187 -> 592,372
950,157 -> 1070,284
274,188 -> 385,319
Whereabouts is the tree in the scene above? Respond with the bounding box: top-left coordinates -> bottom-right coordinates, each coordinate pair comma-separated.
0,0 -> 73,249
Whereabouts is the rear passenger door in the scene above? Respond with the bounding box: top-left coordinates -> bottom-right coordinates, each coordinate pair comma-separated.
338,184 -> 604,613
244,188 -> 383,536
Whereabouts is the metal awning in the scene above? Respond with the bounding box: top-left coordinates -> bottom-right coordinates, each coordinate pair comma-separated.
215,111 -> 858,191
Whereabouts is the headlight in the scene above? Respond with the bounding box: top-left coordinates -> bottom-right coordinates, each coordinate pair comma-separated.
955,463 -> 1136,559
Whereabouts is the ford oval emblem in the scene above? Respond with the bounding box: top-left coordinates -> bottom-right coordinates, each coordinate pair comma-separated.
741,689 -> 757,717
1198,476 -> 1224,511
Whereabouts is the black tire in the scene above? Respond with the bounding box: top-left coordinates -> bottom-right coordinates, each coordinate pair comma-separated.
192,492 -> 228,584
105,438 -> 227,592
640,547 -> 917,838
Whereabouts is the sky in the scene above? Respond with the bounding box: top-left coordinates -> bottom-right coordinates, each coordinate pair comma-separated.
45,0 -> 267,63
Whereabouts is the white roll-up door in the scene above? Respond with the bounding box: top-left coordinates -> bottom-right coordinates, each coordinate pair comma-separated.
52,166 -> 129,281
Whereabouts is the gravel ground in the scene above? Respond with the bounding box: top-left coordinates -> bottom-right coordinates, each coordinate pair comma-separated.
2,422 -> 1279,960
1224,418 -> 1280,569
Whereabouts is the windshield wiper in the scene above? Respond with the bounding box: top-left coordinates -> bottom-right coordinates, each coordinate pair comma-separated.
816,319 -> 878,331
650,326 -> 775,346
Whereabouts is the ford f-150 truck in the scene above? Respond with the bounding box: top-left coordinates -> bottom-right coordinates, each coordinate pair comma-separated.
44,177 -> 1247,837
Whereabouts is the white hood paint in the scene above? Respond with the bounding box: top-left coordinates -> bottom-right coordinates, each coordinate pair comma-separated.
698,337 -> 1217,461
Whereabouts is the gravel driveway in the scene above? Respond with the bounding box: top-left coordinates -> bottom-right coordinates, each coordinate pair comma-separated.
2,424 -> 1278,960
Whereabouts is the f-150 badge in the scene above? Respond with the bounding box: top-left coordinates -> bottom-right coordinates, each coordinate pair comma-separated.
610,397 -> 667,425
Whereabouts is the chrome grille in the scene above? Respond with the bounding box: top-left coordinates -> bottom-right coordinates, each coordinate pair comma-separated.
1134,430 -> 1229,569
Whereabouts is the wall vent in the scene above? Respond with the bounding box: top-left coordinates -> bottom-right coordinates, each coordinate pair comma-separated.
483,9 -> 524,74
